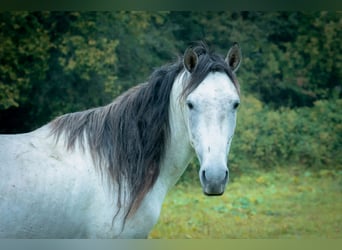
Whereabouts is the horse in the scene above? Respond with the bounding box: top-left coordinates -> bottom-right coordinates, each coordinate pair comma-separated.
0,42 -> 242,238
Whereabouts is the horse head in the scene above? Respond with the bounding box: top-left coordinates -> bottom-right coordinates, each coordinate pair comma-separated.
182,43 -> 241,195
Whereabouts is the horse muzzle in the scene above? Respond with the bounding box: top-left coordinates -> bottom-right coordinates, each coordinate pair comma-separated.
199,166 -> 229,196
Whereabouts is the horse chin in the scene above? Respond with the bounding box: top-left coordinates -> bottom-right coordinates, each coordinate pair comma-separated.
203,191 -> 224,196
201,185 -> 225,196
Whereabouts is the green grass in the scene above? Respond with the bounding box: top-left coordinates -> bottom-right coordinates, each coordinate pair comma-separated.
149,167 -> 342,238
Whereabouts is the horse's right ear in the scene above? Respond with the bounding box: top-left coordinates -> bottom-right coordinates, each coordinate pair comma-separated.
225,43 -> 242,72
183,48 -> 198,73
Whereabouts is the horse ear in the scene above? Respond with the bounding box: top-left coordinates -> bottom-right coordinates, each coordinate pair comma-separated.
225,43 -> 242,72
183,48 -> 198,73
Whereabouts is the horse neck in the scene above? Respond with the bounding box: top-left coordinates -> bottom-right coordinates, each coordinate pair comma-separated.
158,72 -> 194,190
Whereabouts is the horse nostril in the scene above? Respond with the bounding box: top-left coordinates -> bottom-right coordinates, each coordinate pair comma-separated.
224,169 -> 229,182
202,170 -> 207,182
201,169 -> 228,183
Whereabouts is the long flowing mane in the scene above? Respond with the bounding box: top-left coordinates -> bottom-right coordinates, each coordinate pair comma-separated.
49,42 -> 239,226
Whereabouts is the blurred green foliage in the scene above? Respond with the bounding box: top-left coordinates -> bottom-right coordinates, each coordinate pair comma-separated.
231,95 -> 342,171
0,11 -> 178,131
0,11 -> 341,174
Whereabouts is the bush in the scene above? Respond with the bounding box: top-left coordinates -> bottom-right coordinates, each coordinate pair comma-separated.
234,96 -> 341,171
232,96 -> 341,171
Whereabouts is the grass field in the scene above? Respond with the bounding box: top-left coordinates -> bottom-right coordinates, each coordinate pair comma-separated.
149,167 -> 342,238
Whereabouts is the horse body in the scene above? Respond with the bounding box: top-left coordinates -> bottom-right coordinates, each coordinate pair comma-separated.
0,43 -> 241,238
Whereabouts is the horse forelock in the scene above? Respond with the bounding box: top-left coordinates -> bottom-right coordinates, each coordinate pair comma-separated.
181,42 -> 240,99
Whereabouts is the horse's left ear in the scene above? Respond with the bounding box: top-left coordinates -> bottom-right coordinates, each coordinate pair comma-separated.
225,43 -> 242,72
183,48 -> 198,73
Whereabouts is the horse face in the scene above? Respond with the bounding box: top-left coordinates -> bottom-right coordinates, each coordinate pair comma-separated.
185,72 -> 240,195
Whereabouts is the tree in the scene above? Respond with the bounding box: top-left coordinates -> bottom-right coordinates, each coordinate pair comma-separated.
244,12 -> 342,107
0,12 -> 51,110
0,12 -> 121,132
0,11 -> 180,132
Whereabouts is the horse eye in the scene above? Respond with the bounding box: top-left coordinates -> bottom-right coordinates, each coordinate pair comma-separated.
233,102 -> 240,109
187,101 -> 194,110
